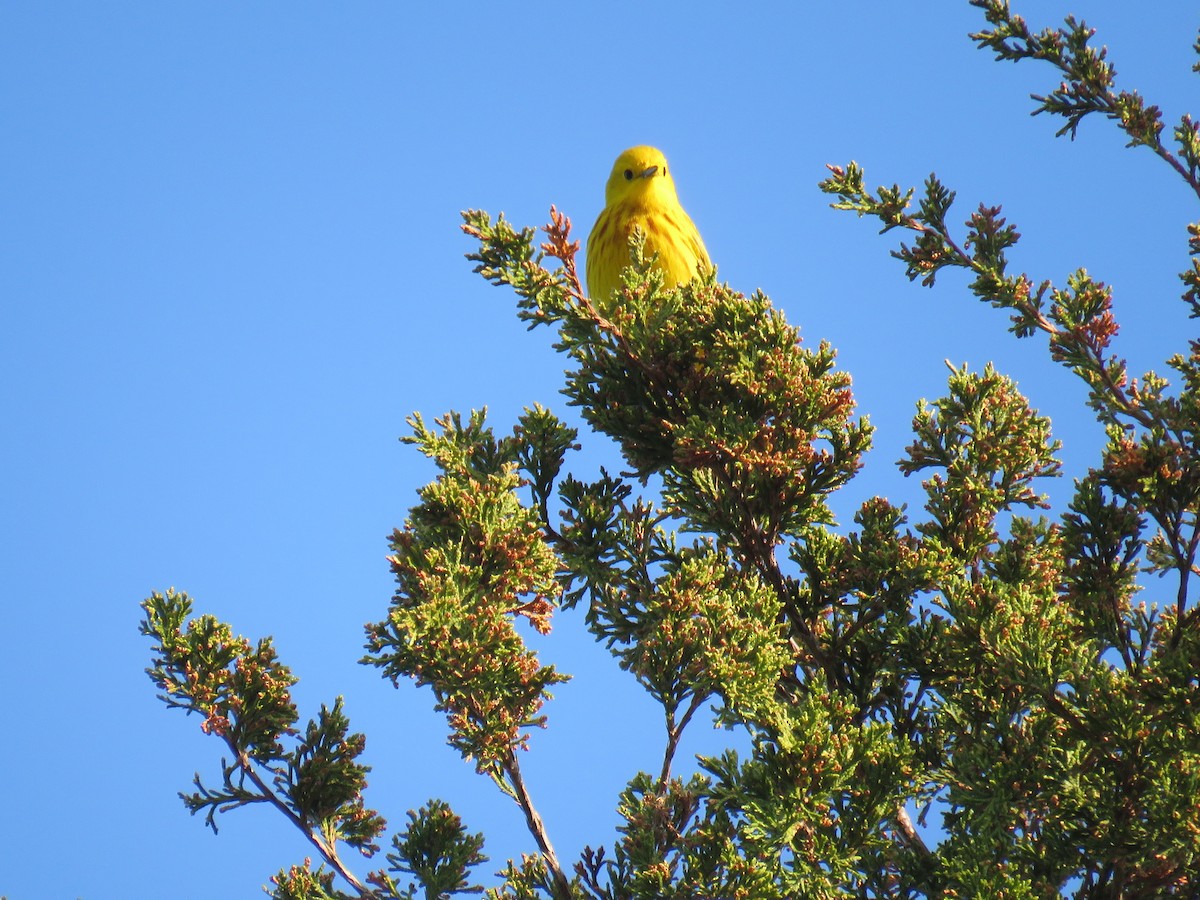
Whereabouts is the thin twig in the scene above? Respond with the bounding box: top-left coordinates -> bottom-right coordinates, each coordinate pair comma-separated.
1171,519 -> 1200,648
504,750 -> 574,900
229,742 -> 373,897
895,804 -> 931,857
658,693 -> 706,790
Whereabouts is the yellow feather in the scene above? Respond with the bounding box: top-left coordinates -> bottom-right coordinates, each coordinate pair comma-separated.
585,146 -> 712,311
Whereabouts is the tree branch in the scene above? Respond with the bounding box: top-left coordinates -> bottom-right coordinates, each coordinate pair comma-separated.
228,741 -> 374,897
658,693 -> 706,790
503,750 -> 573,900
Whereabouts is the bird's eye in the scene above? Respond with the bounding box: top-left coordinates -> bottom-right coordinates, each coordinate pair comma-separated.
623,169 -> 633,181
663,167 -> 668,177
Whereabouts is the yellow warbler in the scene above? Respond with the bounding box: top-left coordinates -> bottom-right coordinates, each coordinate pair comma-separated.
585,146 -> 712,310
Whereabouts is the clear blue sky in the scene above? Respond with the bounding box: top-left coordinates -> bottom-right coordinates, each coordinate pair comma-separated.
2,2 -> 1196,897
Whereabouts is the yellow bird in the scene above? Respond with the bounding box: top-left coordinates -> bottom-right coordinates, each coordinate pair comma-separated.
585,146 -> 712,310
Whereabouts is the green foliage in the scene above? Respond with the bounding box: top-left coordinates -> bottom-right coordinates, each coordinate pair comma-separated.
466,211 -> 873,550
382,800 -> 488,899
142,587 -> 299,764
285,699 -> 385,853
270,860 -> 358,900
902,362 -> 1061,562
460,209 -> 940,896
362,409 -> 569,776
484,855 -> 559,900
144,4 -> 1200,898
969,0 -> 1183,156
140,590 -> 388,894
815,6 -> 1200,894
588,543 -> 790,733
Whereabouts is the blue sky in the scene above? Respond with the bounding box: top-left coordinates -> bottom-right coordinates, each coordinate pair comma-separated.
2,2 -> 1197,897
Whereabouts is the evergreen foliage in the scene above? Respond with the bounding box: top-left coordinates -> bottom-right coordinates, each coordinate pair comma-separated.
142,3 -> 1200,895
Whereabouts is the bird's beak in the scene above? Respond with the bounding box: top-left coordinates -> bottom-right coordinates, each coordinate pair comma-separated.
638,165 -> 658,179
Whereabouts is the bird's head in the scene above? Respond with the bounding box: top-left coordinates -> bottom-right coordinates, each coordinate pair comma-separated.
604,145 -> 679,207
